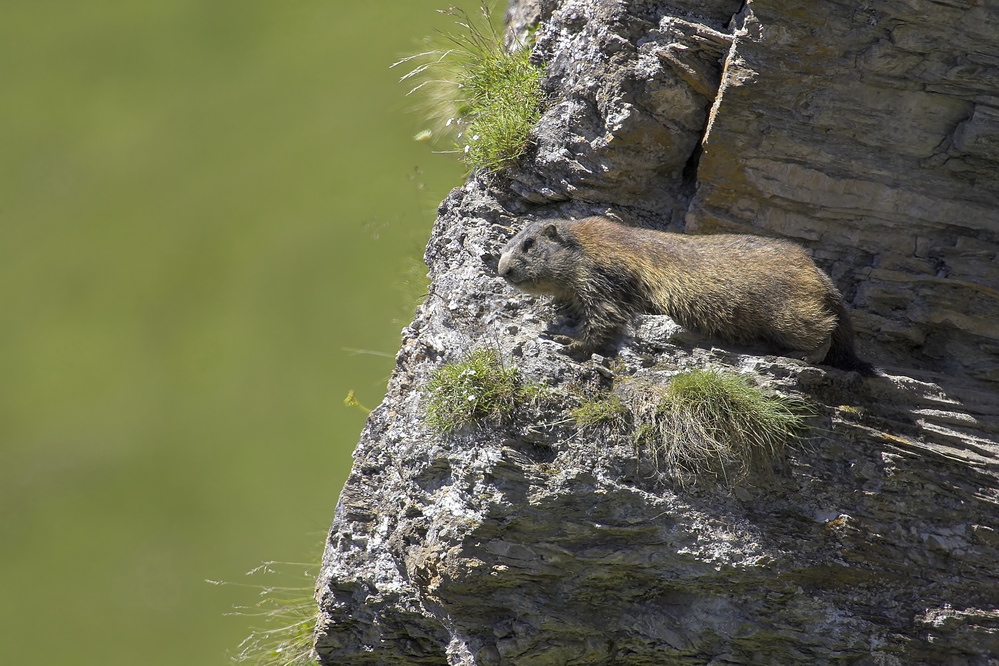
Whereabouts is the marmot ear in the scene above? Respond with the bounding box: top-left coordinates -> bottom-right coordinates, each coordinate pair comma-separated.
541,223 -> 559,240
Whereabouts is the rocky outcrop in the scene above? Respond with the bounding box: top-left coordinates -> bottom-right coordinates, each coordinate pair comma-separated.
315,1 -> 999,664
689,0 -> 999,386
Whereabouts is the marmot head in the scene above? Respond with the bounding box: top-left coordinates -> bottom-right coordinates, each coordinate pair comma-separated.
497,220 -> 580,297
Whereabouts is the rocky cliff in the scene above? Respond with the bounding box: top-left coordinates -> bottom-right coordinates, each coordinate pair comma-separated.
315,1 -> 999,664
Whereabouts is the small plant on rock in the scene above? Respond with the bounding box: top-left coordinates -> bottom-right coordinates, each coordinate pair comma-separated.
639,369 -> 809,485
425,347 -> 541,434
393,4 -> 545,171
572,393 -> 631,432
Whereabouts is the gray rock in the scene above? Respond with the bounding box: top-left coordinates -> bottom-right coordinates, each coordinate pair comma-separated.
315,2 -> 999,664
687,0 -> 999,384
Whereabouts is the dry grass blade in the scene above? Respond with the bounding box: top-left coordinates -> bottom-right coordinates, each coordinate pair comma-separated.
209,561 -> 319,666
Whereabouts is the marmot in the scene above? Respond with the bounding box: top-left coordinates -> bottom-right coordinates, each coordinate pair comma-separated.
497,216 -> 876,375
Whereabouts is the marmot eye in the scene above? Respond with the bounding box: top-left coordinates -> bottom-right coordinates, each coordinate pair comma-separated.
521,237 -> 534,252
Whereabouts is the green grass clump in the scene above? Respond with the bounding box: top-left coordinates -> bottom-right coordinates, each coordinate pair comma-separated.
640,370 -> 808,485
425,347 -> 537,434
572,394 -> 631,431
394,5 -> 544,171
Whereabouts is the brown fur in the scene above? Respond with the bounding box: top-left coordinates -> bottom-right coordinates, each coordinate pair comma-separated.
497,216 -> 875,375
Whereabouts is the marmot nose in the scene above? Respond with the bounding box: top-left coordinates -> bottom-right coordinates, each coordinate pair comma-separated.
497,254 -> 510,277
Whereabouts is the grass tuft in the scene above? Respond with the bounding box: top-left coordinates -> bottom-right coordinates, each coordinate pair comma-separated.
424,347 -> 540,434
209,562 -> 319,666
393,4 -> 544,171
572,394 -> 631,431
639,370 -> 809,486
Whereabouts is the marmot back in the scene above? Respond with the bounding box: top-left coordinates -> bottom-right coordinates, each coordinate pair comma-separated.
497,216 -> 875,375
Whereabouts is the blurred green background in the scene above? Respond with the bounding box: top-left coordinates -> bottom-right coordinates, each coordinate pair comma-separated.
0,1 -> 465,663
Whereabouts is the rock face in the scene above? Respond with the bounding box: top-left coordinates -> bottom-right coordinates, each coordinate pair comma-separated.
315,1 -> 999,664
